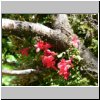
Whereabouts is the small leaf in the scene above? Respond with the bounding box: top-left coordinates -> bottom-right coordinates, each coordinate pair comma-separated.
57,52 -> 65,58
6,55 -> 17,62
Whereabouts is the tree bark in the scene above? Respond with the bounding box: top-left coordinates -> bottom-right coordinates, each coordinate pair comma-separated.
2,14 -> 98,79
2,69 -> 38,76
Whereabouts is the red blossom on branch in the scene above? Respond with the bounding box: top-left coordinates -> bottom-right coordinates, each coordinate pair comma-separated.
59,66 -> 70,80
34,40 -> 44,52
34,40 -> 52,52
20,47 -> 30,56
35,40 -> 57,70
58,59 -> 73,69
41,55 -> 57,70
44,49 -> 57,56
44,42 -> 52,50
57,58 -> 73,80
71,35 -> 80,48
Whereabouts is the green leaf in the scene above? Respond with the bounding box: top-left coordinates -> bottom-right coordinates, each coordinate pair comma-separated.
6,55 -> 17,62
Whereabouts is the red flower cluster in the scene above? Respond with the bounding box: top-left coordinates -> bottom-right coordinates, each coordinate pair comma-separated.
35,40 -> 75,80
20,47 -> 30,56
20,40 -> 77,80
57,58 -> 73,80
35,40 -> 57,70
34,40 -> 52,52
41,49 -> 57,70
71,35 -> 80,48
41,55 -> 57,70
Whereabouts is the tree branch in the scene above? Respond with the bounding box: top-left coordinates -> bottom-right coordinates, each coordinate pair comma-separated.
2,18 -> 70,50
53,14 -> 73,35
2,18 -> 54,33
2,69 -> 38,76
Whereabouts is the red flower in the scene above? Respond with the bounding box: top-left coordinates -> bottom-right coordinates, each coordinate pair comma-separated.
71,35 -> 80,48
57,58 -> 73,80
63,71 -> 70,80
44,42 -> 52,50
58,59 -> 67,69
66,59 -> 72,65
58,64 -> 70,80
20,47 -> 30,56
34,40 -> 45,52
44,49 -> 57,56
59,65 -> 69,75
41,55 -> 57,70
34,40 -> 52,52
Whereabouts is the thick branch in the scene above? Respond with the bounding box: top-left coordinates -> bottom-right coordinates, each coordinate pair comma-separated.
2,18 -> 70,50
2,69 -> 37,76
2,18 -> 54,35
53,14 -> 73,35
